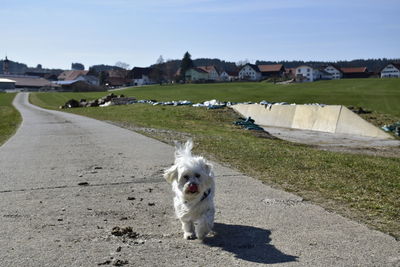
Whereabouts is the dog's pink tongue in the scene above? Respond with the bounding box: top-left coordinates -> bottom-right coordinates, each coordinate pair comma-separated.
188,184 -> 198,193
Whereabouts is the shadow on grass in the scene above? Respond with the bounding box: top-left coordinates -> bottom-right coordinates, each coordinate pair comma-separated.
204,223 -> 298,264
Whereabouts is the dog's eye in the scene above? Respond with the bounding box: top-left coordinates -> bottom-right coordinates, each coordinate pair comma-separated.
183,175 -> 189,180
195,173 -> 201,178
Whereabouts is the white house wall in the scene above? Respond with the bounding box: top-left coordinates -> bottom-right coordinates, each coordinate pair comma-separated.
296,66 -> 314,82
134,75 -> 152,86
324,66 -> 342,79
220,72 -> 229,81
208,70 -> 219,80
381,64 -> 400,78
239,65 -> 261,81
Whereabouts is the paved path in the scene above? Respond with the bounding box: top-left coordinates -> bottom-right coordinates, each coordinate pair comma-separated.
0,93 -> 398,266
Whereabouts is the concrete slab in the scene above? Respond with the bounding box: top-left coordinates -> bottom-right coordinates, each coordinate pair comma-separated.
336,106 -> 392,138
292,105 -> 341,133
232,104 -> 394,139
232,104 -> 296,128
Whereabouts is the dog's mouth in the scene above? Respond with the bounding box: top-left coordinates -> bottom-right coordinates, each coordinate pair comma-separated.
187,184 -> 199,194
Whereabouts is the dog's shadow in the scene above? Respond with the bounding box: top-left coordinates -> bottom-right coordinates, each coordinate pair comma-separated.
203,223 -> 298,264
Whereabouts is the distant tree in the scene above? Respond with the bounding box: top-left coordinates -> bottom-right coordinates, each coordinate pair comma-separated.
87,67 -> 99,77
165,60 -> 179,82
36,64 -> 42,69
149,68 -> 163,84
99,71 -> 109,86
180,52 -> 194,81
115,61 -> 130,70
193,58 -> 238,72
156,55 -> 165,65
71,62 -> 85,70
150,56 -> 166,84
89,64 -> 123,73
236,59 -> 250,68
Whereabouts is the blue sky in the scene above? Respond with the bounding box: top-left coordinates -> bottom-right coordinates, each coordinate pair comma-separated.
1,0 -> 399,69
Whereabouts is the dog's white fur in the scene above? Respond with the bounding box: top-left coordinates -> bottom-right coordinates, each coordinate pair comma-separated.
163,140 -> 215,240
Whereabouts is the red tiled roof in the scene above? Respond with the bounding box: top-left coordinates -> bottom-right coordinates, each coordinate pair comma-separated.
197,66 -> 218,74
257,64 -> 284,72
340,67 -> 367,73
58,70 -> 88,81
192,67 -> 208,73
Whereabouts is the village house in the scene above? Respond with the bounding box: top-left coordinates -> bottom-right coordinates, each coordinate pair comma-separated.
295,65 -> 332,82
219,70 -> 229,81
295,65 -> 318,82
185,67 -> 209,82
238,64 -> 262,81
323,64 -> 343,79
380,63 -> 400,78
105,69 -> 131,87
130,67 -> 155,86
0,74 -> 58,90
0,78 -> 16,90
57,70 -> 99,86
258,64 -> 286,78
340,67 -> 370,78
197,66 -> 220,80
239,64 -> 285,81
220,70 -> 239,81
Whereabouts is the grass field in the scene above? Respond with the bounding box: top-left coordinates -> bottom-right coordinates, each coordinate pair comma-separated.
0,93 -> 21,146
30,78 -> 400,239
32,78 -> 400,117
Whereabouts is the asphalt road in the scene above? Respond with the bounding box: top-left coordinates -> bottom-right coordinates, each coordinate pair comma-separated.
0,93 -> 398,266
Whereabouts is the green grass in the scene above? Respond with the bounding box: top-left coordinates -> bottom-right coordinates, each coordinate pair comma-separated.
32,78 -> 400,117
30,79 -> 400,239
0,93 -> 21,146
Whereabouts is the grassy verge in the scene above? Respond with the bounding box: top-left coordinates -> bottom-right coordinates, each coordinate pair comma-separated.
0,93 -> 21,146
30,80 -> 400,239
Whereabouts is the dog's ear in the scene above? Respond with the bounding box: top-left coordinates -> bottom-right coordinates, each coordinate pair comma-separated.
174,139 -> 193,159
164,164 -> 178,183
202,160 -> 214,177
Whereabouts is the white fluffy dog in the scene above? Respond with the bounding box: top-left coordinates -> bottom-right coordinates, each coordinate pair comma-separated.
163,140 -> 215,240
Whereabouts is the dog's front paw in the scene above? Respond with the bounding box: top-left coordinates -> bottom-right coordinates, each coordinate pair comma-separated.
183,232 -> 196,240
195,219 -> 213,241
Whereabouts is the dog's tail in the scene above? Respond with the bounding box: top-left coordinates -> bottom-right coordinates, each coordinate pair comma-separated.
174,139 -> 193,161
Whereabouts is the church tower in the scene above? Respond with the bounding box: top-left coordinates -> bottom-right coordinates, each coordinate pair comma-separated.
3,56 -> 10,75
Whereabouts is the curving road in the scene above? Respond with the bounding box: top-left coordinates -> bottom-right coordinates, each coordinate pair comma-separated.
0,93 -> 398,266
